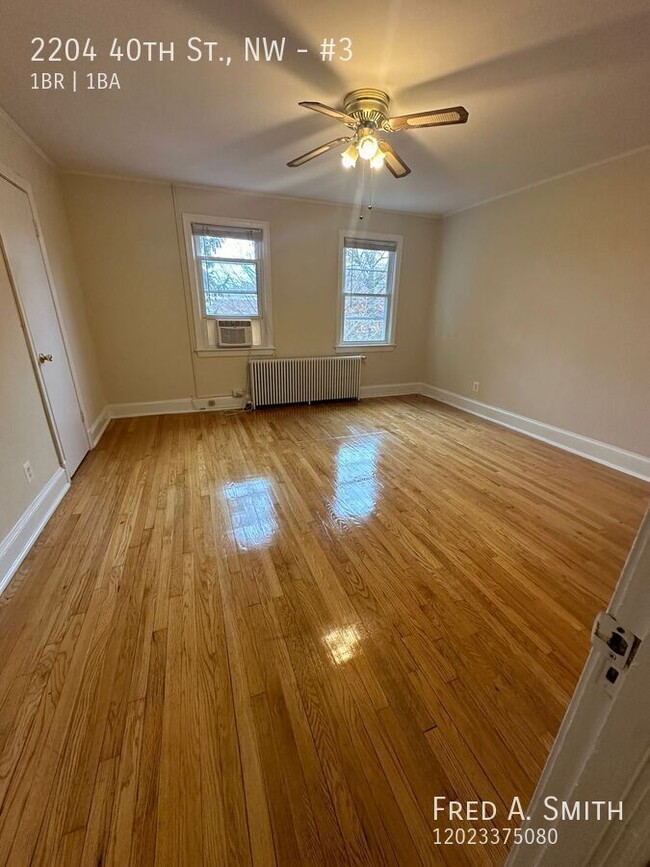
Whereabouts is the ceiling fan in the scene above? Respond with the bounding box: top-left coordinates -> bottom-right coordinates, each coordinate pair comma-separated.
287,88 -> 468,178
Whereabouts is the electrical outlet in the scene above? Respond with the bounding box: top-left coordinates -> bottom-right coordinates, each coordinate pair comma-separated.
472,381 -> 480,393
23,461 -> 34,484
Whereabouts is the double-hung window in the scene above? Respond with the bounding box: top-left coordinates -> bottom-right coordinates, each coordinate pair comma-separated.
184,216 -> 273,352
338,232 -> 402,348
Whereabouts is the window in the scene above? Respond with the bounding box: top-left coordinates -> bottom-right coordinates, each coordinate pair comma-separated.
183,215 -> 273,353
338,232 -> 402,348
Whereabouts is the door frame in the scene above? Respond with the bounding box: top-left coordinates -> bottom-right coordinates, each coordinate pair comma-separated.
0,160 -> 91,480
507,506 -> 650,866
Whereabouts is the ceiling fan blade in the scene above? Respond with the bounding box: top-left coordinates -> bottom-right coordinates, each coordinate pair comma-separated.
386,106 -> 469,132
378,140 -> 411,179
299,101 -> 357,127
287,137 -> 351,168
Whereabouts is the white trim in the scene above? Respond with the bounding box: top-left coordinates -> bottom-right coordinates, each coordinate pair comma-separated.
110,398 -> 195,418
448,144 -> 650,216
360,382 -> 420,399
87,407 -> 110,447
421,385 -> 650,481
191,395 -> 244,411
0,162 -> 92,461
108,384 -> 425,418
335,343 -> 395,353
0,467 -> 69,596
97,387 -> 649,482
0,105 -> 56,167
506,509 -> 650,867
108,395 -> 245,418
195,347 -> 276,358
58,144 -> 650,220
63,170 -> 442,220
180,212 -> 274,354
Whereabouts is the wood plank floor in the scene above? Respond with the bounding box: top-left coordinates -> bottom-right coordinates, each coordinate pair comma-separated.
0,396 -> 647,866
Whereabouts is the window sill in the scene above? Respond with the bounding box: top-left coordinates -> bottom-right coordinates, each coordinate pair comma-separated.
195,346 -> 276,358
335,343 -> 396,354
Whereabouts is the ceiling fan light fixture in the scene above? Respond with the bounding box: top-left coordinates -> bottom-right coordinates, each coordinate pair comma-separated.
341,142 -> 359,168
289,89 -> 468,179
357,132 -> 379,161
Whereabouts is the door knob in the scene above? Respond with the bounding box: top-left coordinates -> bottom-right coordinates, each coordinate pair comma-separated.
38,353 -> 53,364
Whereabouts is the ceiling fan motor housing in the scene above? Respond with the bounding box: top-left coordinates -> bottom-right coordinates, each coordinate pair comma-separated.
343,88 -> 390,128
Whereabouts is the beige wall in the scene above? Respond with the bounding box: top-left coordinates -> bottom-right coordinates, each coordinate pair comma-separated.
426,149 -> 650,456
61,174 -> 440,404
62,178 -> 193,404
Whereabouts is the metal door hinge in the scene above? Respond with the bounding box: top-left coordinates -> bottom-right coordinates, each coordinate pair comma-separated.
591,611 -> 641,689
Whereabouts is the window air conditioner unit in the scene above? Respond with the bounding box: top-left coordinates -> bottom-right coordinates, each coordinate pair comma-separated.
216,319 -> 253,348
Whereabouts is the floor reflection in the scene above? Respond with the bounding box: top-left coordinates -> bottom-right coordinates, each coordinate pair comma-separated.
222,477 -> 277,548
323,625 -> 362,665
332,435 -> 381,521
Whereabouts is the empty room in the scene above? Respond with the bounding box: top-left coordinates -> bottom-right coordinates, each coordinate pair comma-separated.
0,1 -> 649,865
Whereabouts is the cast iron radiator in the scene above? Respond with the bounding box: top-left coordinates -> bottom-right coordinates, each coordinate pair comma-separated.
249,355 -> 363,409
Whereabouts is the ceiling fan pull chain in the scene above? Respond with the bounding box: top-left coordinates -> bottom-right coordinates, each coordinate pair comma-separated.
359,159 -> 367,220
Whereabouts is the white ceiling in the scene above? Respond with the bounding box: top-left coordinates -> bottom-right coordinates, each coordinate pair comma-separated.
1,0 -> 649,214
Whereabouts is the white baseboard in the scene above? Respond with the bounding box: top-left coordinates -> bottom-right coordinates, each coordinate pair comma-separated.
108,385 -> 423,418
87,407 -> 110,447
0,467 -> 70,596
100,385 -> 649,481
109,395 -> 244,418
360,382 -> 421,399
109,398 -> 194,418
421,384 -> 650,481
191,395 -> 244,411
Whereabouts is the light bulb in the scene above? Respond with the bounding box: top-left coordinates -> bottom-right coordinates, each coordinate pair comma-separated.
341,143 -> 358,168
357,134 -> 379,160
370,150 -> 385,170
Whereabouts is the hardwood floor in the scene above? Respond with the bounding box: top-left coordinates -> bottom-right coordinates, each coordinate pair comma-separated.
0,396 -> 647,866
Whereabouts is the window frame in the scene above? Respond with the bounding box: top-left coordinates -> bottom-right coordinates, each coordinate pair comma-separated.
182,213 -> 274,356
336,229 -> 402,351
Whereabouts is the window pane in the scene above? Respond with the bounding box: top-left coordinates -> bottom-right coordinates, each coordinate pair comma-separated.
343,296 -> 387,342
344,247 -> 390,296
201,260 -> 257,293
196,234 -> 257,259
201,260 -> 259,316
205,293 -> 259,317
345,247 -> 390,272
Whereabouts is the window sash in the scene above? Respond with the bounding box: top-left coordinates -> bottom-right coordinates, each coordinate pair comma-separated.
340,242 -> 396,344
196,255 -> 258,266
194,230 -> 263,320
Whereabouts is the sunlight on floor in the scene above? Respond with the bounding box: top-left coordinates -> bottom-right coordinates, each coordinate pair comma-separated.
223,477 -> 277,548
323,625 -> 363,665
332,435 -> 381,522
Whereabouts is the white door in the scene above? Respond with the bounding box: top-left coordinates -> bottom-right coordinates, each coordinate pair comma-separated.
0,176 -> 89,475
507,507 -> 650,867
